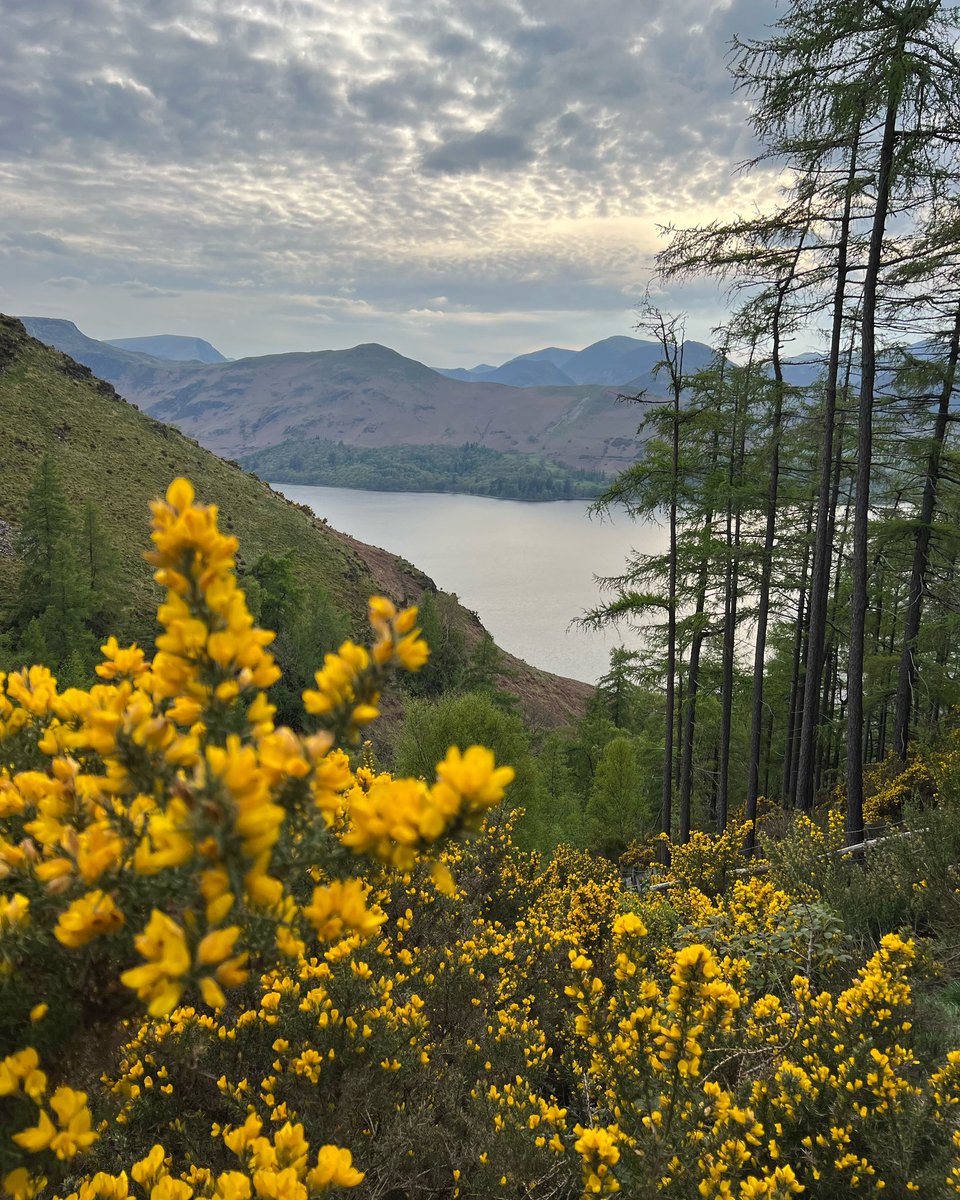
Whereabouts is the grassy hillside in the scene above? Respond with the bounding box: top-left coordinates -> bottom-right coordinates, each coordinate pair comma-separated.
0,316 -> 372,643
0,316 -> 591,726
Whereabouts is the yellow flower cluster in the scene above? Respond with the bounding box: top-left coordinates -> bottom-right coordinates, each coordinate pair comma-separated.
573,1125 -> 621,1195
655,820 -> 753,897
41,796 -> 960,1200
0,1047 -> 96,1197
536,886 -> 953,1196
0,479 -> 514,1198
340,746 -> 514,869
863,756 -> 934,825
303,597 -> 429,741
6,475 -> 960,1200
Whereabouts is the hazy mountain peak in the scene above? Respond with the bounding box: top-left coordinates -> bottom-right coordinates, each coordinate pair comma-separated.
107,334 -> 228,364
21,317 -> 100,350
20,316 -> 169,374
433,335 -> 718,389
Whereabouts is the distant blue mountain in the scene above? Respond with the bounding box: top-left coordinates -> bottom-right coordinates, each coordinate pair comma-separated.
478,358 -> 577,387
436,364 -> 496,382
107,334 -> 228,363
443,338 -> 937,394
436,336 -> 717,389
568,336 -> 717,387
778,343 -> 940,393
438,337 -> 947,397
20,317 -> 171,384
508,346 -> 578,369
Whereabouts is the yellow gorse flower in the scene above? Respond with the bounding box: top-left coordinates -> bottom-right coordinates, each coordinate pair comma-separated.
302,879 -> 387,944
0,477 -> 515,1197
9,473 -> 960,1200
12,1087 -> 97,1160
53,889 -> 124,948
120,910 -> 192,1016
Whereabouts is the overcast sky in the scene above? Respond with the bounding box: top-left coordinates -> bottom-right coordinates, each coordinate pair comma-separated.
2,0 -> 783,366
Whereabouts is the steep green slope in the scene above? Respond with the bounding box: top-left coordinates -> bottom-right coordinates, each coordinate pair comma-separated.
0,315 -> 386,641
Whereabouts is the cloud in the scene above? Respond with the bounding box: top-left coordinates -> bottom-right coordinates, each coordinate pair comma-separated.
118,279 -> 182,299
422,130 -> 535,175
0,231 -> 70,255
43,275 -> 87,289
1,0 -> 780,362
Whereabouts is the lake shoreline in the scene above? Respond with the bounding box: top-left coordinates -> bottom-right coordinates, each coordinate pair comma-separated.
273,482 -> 664,685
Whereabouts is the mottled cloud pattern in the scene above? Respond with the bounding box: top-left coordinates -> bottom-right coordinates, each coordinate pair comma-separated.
1,0 -> 776,362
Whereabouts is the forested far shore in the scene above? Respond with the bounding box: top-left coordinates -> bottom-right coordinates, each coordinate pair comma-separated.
241,438 -> 609,501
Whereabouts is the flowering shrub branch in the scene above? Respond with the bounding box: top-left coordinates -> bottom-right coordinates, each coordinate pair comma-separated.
2,479 -> 960,1198
0,479 -> 512,1199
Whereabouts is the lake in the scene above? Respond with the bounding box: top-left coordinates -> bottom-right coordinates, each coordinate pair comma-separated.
274,484 -> 667,685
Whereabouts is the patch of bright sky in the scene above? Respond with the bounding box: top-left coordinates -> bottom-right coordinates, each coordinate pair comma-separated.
1,0 -> 794,364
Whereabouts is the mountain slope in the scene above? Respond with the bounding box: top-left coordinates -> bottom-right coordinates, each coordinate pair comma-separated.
476,358 -> 576,387
20,317 -> 171,387
107,334 -> 228,363
0,316 -> 591,726
438,350 -> 578,386
563,336 -> 717,385
2,319 -> 366,638
510,347 -> 578,368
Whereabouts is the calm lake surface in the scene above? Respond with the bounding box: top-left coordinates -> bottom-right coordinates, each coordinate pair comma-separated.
275,484 -> 667,685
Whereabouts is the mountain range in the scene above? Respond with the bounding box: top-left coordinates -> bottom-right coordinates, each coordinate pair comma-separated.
35,322 -> 715,389
26,318 -> 874,487
436,336 -> 716,388
22,318 -> 697,477
106,334 -> 229,363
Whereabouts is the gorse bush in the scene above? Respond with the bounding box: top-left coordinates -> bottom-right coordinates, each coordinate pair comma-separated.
0,479 -> 512,1198
4,480 -> 960,1199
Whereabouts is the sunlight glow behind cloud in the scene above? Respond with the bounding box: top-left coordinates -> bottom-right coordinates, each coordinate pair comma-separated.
2,0 -> 779,362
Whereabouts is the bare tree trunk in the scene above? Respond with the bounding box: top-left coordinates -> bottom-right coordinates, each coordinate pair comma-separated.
763,706 -> 774,800
746,238 -> 806,850
893,306 -> 960,758
814,384 -> 851,798
848,77 -> 901,845
796,134 -> 861,811
679,555 -> 710,842
783,501 -> 814,803
679,411 -> 722,841
820,470 -> 854,793
661,335 -> 683,861
718,361 -> 748,832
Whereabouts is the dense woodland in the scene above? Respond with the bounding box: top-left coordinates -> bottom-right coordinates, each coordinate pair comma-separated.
576,0 -> 960,855
241,439 -> 606,501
